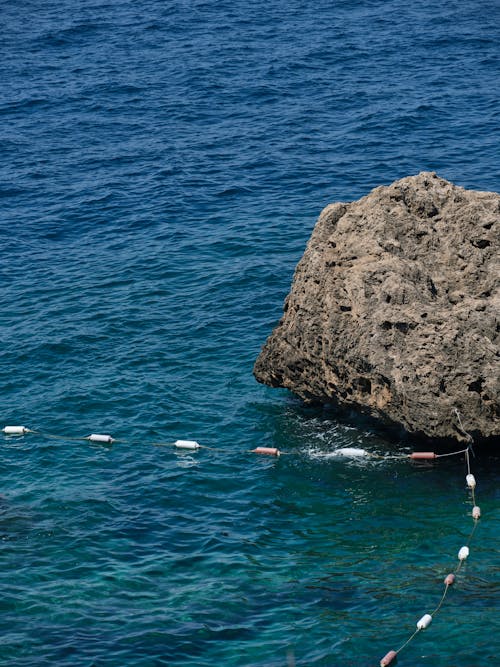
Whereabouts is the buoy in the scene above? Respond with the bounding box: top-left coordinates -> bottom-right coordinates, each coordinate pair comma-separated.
466,474 -> 476,489
458,546 -> 469,561
444,573 -> 455,586
88,434 -> 114,444
409,452 -> 436,460
417,613 -> 433,630
332,447 -> 368,457
252,447 -> 280,456
2,426 -> 29,435
380,649 -> 398,666
472,506 -> 481,520
174,440 -> 200,450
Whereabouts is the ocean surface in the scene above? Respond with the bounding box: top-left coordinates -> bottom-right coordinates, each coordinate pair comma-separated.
1,1 -> 499,665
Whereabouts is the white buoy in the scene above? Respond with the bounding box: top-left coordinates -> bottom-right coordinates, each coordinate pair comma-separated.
458,546 -> 469,561
472,506 -> 481,520
417,614 -> 432,630
2,426 -> 29,435
174,440 -> 200,450
466,474 -> 476,489
88,434 -> 114,444
332,447 -> 369,457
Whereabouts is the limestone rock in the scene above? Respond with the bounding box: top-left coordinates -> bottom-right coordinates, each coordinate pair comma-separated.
254,172 -> 499,442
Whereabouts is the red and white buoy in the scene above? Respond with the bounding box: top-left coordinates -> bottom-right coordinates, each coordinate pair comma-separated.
409,452 -> 436,460
380,649 -> 397,666
252,447 -> 280,457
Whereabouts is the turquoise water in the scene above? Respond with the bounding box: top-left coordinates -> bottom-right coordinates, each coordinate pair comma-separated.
1,1 -> 499,665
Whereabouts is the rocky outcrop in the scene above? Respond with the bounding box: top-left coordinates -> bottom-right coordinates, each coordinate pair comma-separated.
254,172 -> 499,442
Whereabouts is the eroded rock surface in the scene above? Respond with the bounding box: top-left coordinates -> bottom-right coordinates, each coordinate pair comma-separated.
254,172 -> 499,442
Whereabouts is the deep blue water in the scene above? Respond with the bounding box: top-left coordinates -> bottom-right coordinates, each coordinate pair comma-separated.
1,1 -> 499,665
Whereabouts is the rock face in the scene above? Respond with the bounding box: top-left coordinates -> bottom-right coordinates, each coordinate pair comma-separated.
254,173 -> 499,442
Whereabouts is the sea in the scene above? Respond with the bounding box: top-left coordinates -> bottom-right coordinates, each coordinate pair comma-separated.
0,1 -> 499,665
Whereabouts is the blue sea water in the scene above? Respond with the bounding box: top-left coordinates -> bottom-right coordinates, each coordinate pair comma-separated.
1,0 -> 499,665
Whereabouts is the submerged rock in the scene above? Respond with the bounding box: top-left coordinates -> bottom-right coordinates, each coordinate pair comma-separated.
254,173 -> 499,442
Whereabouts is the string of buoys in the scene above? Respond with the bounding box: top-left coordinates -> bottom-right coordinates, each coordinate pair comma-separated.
1,425 -> 285,457
6,427 -> 378,459
1,424 -> 473,465
6,426 -> 406,463
2,414 -> 484,666
379,439 -> 480,666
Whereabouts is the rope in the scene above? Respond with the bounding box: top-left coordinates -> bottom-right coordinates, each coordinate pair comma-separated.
379,413 -> 482,666
395,628 -> 420,655
3,423 -> 477,466
430,582 -> 451,617
465,518 -> 479,547
3,416 -> 485,667
35,431 -> 93,443
151,441 -> 228,452
453,407 -> 474,444
435,447 -> 468,458
4,427 -> 288,457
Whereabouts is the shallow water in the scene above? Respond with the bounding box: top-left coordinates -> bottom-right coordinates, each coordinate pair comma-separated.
1,1 -> 499,665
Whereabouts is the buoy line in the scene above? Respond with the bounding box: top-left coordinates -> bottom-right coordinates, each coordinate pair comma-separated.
0,424 -> 475,464
379,442 -> 481,666
1,426 -> 281,456
2,412 -> 484,666
2,425 -> 470,462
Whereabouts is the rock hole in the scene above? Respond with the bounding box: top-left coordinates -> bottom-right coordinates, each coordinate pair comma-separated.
428,278 -> 438,297
471,239 -> 491,249
394,322 -> 415,333
354,377 -> 372,394
468,378 -> 484,394
376,374 -> 391,389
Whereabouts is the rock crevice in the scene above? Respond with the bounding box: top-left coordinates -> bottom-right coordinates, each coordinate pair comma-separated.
254,173 -> 499,442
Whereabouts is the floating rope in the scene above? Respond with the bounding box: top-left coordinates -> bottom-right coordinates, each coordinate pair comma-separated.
2,426 -> 288,458
3,425 -> 423,463
378,410 -> 481,666
2,410 -> 488,665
